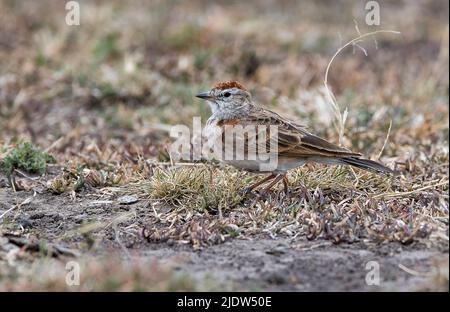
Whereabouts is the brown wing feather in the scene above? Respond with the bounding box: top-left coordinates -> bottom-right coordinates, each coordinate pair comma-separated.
240,107 -> 361,158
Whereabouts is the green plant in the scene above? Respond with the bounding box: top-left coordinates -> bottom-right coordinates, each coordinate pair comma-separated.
92,32 -> 121,62
1,142 -> 54,179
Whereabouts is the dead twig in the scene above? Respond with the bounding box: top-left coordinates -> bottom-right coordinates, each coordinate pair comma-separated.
377,120 -> 393,160
0,195 -> 34,220
373,180 -> 449,199
4,235 -> 80,258
398,263 -> 433,277
324,30 -> 401,144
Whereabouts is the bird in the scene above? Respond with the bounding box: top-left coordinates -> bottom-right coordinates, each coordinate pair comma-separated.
196,81 -> 394,196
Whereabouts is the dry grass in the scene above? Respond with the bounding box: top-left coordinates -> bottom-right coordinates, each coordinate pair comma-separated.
0,254 -> 204,291
119,160 -> 447,248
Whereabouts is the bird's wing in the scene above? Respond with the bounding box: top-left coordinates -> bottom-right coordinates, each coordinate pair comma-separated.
236,107 -> 362,158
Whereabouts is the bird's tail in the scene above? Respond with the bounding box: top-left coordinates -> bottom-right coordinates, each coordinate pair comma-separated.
339,157 -> 396,175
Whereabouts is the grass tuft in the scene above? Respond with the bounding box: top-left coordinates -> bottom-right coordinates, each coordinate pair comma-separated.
150,166 -> 246,213
0,142 -> 54,179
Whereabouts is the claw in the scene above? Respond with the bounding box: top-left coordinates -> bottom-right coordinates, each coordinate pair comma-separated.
257,189 -> 269,199
243,187 -> 252,194
240,186 -> 254,196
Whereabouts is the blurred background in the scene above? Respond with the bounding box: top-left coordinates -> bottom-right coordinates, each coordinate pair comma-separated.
0,0 -> 448,168
0,0 -> 448,292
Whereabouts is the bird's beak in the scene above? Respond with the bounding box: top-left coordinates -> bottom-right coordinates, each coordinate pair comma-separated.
195,91 -> 213,100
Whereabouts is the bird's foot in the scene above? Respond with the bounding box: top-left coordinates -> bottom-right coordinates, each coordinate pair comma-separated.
282,189 -> 293,198
240,186 -> 257,197
256,189 -> 269,199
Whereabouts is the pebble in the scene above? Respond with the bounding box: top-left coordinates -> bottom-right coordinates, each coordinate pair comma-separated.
117,195 -> 139,205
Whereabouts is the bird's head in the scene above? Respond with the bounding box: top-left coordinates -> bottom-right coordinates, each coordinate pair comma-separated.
196,81 -> 252,114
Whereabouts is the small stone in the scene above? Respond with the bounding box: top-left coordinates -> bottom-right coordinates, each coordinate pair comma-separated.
117,195 -> 139,205
17,218 -> 33,229
29,212 -> 45,219
225,224 -> 240,232
266,246 -> 287,256
86,200 -> 114,208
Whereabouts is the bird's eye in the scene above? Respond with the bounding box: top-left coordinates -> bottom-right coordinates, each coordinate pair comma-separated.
223,92 -> 231,98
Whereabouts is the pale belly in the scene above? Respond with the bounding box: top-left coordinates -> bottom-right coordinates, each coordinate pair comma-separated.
224,159 -> 306,173
203,123 -> 306,173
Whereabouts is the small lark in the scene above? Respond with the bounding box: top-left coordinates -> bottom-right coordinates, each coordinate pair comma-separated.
196,81 -> 394,195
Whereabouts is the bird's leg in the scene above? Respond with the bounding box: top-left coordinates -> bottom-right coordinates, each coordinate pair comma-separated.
243,173 -> 276,194
259,174 -> 285,197
282,175 -> 289,194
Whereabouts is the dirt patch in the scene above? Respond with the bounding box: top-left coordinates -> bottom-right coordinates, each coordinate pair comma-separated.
141,239 -> 448,291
